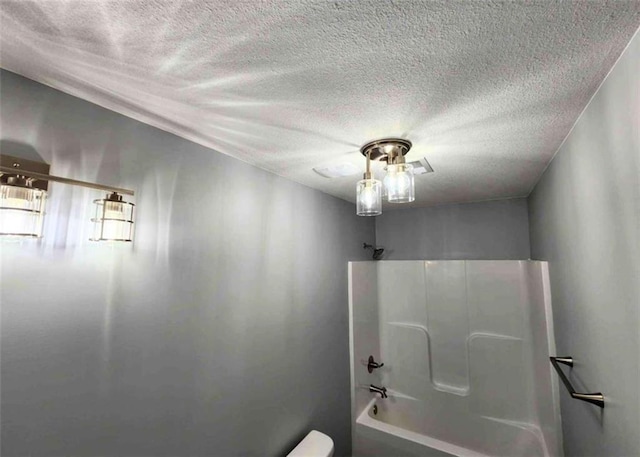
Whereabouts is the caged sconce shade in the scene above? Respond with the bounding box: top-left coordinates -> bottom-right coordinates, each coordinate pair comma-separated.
91,192 -> 135,242
0,177 -> 47,237
0,154 -> 135,242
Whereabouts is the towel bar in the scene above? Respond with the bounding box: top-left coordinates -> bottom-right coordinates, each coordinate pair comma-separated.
550,356 -> 604,408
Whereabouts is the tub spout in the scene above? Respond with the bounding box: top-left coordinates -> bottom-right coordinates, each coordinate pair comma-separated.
370,384 -> 388,398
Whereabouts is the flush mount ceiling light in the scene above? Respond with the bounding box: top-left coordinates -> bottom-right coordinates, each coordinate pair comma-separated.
0,154 -> 135,242
356,138 -> 415,216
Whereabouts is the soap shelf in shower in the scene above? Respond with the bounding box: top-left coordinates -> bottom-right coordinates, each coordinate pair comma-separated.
549,356 -> 604,408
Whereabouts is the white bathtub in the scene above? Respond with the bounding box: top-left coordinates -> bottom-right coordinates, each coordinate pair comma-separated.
349,261 -> 562,457
355,397 -> 549,457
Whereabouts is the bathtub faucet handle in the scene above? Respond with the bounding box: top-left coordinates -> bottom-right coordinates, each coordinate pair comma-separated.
367,355 -> 384,373
369,384 -> 388,398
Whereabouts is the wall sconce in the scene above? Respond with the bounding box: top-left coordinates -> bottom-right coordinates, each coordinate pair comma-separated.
0,175 -> 47,237
357,138 -> 415,215
91,192 -> 135,242
0,154 -> 135,242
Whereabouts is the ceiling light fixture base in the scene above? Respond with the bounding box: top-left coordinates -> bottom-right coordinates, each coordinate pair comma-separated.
360,138 -> 412,162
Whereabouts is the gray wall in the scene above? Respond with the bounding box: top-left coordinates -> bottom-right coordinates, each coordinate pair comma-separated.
528,32 -> 639,457
375,198 -> 530,260
0,70 -> 374,457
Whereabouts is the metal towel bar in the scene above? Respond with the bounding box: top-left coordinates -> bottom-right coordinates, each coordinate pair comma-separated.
549,356 -> 604,408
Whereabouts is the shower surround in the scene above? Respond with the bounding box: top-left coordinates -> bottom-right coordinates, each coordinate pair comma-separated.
349,261 -> 562,457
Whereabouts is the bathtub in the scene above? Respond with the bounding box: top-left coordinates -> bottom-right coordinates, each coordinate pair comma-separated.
355,397 -> 549,457
349,261 -> 562,457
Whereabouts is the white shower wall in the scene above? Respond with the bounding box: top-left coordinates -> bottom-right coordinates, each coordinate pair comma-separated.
349,260 -> 561,456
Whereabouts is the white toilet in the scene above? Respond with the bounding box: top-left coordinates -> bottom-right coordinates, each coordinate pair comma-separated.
287,430 -> 334,457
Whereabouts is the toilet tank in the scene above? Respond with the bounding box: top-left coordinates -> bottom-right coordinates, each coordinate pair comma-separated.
287,430 -> 334,457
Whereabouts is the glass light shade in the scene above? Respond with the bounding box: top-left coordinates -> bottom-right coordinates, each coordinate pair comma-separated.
0,184 -> 47,237
356,179 -> 382,216
91,194 -> 135,242
383,163 -> 415,203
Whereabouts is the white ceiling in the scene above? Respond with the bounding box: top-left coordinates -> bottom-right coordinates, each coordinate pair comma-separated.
1,1 -> 639,208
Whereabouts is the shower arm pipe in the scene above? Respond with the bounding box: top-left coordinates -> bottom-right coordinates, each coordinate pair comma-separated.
549,356 -> 604,408
0,166 -> 134,196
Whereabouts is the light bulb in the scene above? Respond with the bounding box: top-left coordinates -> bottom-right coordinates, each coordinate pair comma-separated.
101,201 -> 125,240
384,163 -> 415,203
383,173 -> 395,194
396,173 -> 411,192
356,179 -> 382,216
360,186 -> 376,209
104,201 -> 124,219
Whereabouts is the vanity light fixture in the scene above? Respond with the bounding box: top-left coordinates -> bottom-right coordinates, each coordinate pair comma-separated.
0,154 -> 135,242
357,138 -> 415,215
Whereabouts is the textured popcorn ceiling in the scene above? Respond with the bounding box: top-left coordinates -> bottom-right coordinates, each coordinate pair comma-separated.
1,1 -> 639,207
